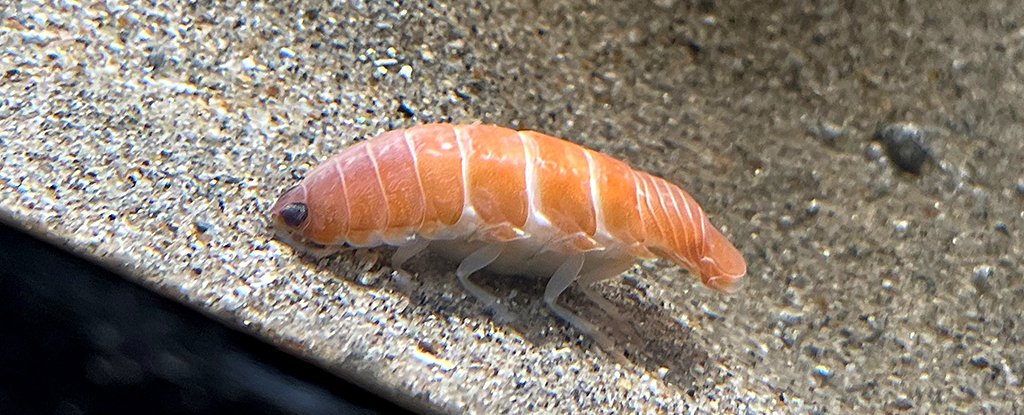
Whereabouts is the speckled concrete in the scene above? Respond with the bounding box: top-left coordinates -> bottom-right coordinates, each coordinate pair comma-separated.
2,0 -> 1022,413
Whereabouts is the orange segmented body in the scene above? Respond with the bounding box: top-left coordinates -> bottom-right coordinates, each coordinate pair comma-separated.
270,123 -> 746,353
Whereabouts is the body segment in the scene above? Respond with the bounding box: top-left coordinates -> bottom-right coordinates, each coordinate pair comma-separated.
271,123 -> 746,351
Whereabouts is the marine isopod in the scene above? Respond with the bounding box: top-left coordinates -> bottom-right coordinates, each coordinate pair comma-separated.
270,123 -> 746,350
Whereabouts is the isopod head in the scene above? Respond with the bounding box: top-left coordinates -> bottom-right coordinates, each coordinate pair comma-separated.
270,184 -> 313,246
270,166 -> 350,252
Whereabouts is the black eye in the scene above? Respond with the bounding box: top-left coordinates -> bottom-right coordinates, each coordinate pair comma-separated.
280,203 -> 308,227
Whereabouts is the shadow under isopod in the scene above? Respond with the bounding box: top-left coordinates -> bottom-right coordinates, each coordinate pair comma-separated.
297,245 -> 718,389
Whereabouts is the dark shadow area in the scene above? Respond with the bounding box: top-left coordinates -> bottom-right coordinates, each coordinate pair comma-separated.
562,281 -> 717,388
0,220 -> 416,415
307,247 -> 713,389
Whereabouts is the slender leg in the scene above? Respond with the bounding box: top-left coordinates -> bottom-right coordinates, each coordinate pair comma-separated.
543,254 -> 585,309
544,254 -> 625,361
279,231 -> 343,260
456,244 -> 513,322
391,237 -> 430,270
580,285 -> 624,320
302,244 -> 343,260
581,285 -> 641,342
577,259 -> 634,316
578,259 -> 641,341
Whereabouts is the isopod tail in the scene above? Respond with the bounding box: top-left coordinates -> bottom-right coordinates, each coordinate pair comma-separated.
639,173 -> 746,293
698,223 -> 746,293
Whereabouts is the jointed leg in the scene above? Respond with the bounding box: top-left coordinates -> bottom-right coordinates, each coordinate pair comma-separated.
456,244 -> 513,322
391,237 -> 430,270
544,254 -> 623,361
577,259 -> 640,341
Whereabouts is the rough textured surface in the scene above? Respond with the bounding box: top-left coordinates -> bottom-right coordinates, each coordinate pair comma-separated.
2,0 -> 1022,413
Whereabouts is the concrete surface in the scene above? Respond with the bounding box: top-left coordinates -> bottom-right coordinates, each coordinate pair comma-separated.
2,0 -> 1022,413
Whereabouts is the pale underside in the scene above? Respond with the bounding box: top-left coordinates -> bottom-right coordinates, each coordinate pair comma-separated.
375,206 -> 642,362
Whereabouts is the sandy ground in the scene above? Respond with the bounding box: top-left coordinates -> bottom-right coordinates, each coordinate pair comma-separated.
2,0 -> 1022,413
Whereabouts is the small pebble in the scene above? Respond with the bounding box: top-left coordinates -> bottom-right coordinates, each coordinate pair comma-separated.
874,122 -> 932,174
969,355 -> 990,368
193,219 -> 213,233
972,265 -> 992,291
807,120 -> 844,144
241,56 -> 257,71
420,49 -> 435,62
864,141 -> 884,161
22,30 -> 57,45
398,65 -> 413,80
278,47 -> 297,59
778,311 -> 803,326
805,199 -> 820,215
994,222 -> 1008,235
1002,361 -> 1021,386
892,396 -> 914,410
812,365 -> 832,380
701,306 -> 722,320
446,39 -> 465,50
397,102 -> 415,117
778,215 -> 794,229
234,285 -> 252,298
